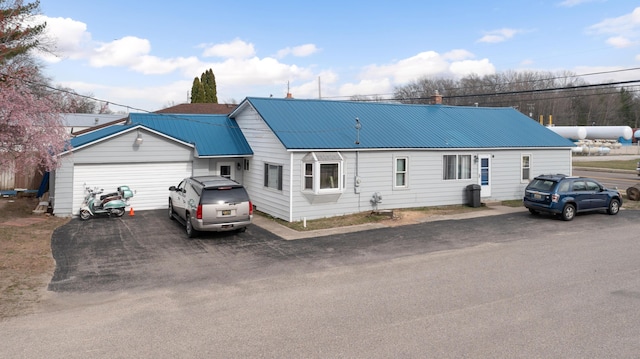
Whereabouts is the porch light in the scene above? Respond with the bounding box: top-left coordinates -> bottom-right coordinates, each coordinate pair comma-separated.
134,133 -> 143,146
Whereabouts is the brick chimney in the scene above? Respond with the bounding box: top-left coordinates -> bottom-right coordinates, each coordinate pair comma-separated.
430,90 -> 443,105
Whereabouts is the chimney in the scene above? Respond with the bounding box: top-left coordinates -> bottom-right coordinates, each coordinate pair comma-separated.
430,90 -> 443,105
286,92 -> 293,99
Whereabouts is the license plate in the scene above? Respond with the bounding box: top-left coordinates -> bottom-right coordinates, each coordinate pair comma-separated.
533,193 -> 542,200
221,210 -> 231,216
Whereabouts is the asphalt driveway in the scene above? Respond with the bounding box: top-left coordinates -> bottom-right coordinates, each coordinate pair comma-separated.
50,208 -> 638,293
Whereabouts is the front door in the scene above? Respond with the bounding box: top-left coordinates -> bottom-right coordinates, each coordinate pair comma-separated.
217,162 -> 235,180
478,155 -> 491,197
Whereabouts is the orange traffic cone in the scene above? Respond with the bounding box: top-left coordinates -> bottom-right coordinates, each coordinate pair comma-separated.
129,207 -> 135,216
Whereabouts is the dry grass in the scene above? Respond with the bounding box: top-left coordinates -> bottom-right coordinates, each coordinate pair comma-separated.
0,196 -> 69,319
573,159 -> 637,171
261,204 -> 489,231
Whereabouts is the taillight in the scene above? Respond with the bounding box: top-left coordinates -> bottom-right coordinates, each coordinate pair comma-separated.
196,204 -> 203,219
551,194 -> 559,203
249,201 -> 253,215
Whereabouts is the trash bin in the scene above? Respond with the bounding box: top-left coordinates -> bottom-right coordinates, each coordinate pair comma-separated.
466,184 -> 481,208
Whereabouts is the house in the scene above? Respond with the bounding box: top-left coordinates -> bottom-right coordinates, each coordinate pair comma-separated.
51,113 -> 251,216
51,97 -> 575,219
229,97 -> 575,222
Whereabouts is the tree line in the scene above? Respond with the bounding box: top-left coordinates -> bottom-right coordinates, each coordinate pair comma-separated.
393,70 -> 640,128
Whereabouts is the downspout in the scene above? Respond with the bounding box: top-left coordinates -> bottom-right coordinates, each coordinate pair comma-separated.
289,152 -> 294,222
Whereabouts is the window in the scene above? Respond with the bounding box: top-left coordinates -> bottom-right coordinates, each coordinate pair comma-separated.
264,163 -> 283,190
320,163 -> 339,189
302,152 -> 343,194
521,154 -> 531,181
443,155 -> 471,180
304,163 -> 313,190
394,157 -> 408,188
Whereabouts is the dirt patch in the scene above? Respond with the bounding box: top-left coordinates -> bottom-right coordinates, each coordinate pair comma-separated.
0,197 -> 69,320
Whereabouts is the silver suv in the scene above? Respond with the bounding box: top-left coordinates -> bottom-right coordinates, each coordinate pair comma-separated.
168,176 -> 253,237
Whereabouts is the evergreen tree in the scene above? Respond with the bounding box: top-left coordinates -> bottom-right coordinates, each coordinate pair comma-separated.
190,77 -> 205,103
0,0 -> 46,64
190,68 -> 218,103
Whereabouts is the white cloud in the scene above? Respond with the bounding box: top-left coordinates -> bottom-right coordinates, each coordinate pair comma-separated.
606,36 -> 635,48
276,44 -> 319,58
557,0 -> 601,7
201,39 -> 256,59
90,36 -> 151,67
34,15 -> 92,62
477,28 -> 521,43
338,78 -> 393,98
450,59 -> 496,77
589,7 -> 640,48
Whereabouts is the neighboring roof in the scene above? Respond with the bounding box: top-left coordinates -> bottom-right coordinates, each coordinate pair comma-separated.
61,113 -> 126,127
154,103 -> 238,114
67,113 -> 252,157
232,97 -> 575,150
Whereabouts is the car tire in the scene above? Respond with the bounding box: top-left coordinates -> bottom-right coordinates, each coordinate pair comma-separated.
561,204 -> 575,221
168,199 -> 174,220
528,208 -> 539,215
185,213 -> 197,238
607,199 -> 620,215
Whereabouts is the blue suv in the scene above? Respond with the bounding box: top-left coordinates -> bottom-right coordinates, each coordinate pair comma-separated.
523,174 -> 622,221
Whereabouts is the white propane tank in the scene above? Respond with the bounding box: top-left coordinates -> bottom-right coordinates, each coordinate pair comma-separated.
583,126 -> 633,140
546,126 -> 587,140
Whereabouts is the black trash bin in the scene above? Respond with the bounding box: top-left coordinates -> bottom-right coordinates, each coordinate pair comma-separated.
466,184 -> 481,208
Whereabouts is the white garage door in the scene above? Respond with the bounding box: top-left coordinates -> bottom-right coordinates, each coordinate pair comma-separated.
72,162 -> 192,215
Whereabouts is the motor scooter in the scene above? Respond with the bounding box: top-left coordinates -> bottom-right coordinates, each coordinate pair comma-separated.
79,186 -> 133,220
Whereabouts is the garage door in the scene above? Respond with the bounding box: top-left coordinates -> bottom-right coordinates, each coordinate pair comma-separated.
72,162 -> 192,215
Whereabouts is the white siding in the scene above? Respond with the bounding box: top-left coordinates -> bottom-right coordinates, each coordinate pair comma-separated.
51,156 -> 74,216
233,108 -> 291,220
70,129 -> 193,164
286,148 -> 572,222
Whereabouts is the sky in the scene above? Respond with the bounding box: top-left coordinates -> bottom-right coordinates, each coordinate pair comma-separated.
34,0 -> 640,113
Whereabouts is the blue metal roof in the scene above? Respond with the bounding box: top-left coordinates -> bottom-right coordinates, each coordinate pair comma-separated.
239,97 -> 575,149
69,113 -> 252,157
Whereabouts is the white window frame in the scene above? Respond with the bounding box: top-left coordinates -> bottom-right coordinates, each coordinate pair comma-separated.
443,154 -> 472,180
521,154 -> 531,182
301,152 -> 344,194
394,156 -> 409,189
264,163 -> 283,191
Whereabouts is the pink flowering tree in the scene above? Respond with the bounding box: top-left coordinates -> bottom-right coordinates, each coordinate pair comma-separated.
0,0 -> 69,175
0,65 -> 68,173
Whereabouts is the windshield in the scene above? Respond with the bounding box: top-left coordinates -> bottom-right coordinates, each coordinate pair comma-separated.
201,187 -> 249,204
527,179 -> 557,192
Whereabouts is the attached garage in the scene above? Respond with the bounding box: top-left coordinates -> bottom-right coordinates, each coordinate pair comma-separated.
51,113 -> 253,217
71,162 -> 192,215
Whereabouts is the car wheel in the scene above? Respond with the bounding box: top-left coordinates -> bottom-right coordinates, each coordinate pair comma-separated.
185,213 -> 197,238
168,199 -> 174,220
607,199 -> 620,215
236,226 -> 247,233
528,208 -> 539,215
112,208 -> 125,217
80,209 -> 91,220
561,204 -> 575,221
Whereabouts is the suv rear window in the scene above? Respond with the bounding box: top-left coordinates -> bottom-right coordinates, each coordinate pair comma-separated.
527,179 -> 557,192
201,187 -> 249,204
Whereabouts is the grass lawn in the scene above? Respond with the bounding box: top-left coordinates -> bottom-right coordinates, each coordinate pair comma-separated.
572,159 -> 637,171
